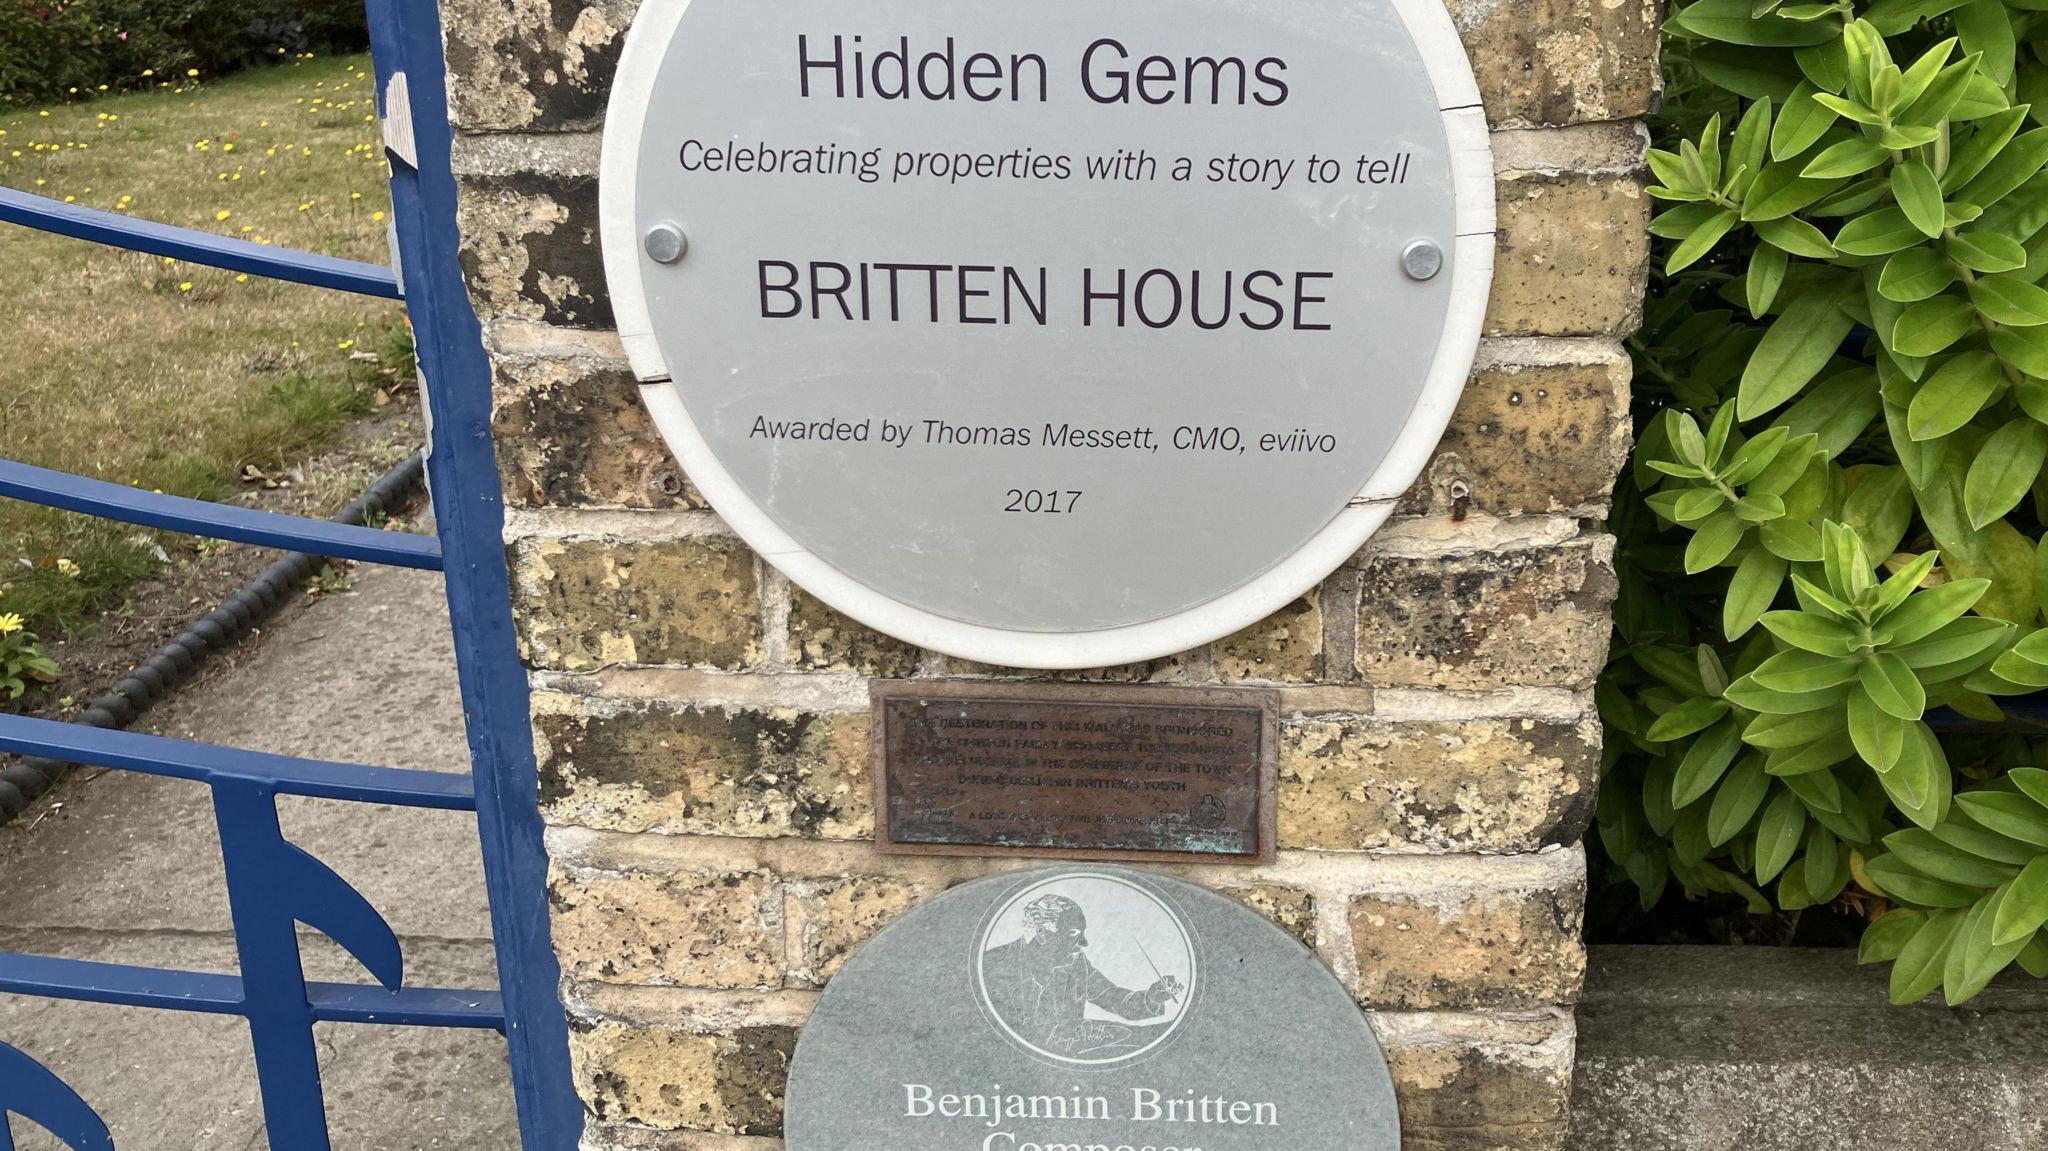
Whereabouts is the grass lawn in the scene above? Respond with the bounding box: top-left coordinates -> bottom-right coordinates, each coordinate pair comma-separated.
0,54 -> 403,636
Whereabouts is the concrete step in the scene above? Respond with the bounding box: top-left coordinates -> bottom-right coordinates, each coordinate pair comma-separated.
1571,944 -> 2048,1151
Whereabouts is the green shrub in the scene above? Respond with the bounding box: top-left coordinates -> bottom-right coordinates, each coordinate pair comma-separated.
1604,1 -> 2048,1003
0,0 -> 367,106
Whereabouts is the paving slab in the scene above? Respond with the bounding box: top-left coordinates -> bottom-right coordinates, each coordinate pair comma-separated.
0,557 -> 521,1150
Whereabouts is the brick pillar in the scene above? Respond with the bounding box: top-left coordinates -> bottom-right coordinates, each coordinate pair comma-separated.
438,2 -> 1656,1147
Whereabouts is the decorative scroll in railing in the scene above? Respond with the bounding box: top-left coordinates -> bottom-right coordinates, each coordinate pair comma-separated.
0,716 -> 501,1149
0,0 -> 580,1145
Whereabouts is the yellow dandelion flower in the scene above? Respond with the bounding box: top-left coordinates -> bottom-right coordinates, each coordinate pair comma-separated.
141,69 -> 153,77
0,613 -> 24,636
338,340 -> 355,350
63,195 -> 74,203
179,282 -> 193,292
215,210 -> 231,221
235,274 -> 248,283
55,558 -> 80,579
372,210 -> 385,223
187,69 -> 200,77
223,143 -> 235,152
350,192 -> 361,200
38,110 -> 49,118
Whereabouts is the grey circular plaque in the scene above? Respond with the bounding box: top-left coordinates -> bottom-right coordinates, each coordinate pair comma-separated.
784,866 -> 1401,1150
602,0 -> 1493,668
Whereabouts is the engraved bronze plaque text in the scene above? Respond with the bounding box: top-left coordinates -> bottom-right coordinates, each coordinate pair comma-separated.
873,682 -> 1277,863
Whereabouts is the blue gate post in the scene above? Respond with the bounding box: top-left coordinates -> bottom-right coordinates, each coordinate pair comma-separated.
361,4 -> 585,1147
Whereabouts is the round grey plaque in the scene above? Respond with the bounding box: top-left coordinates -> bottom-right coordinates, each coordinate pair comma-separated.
602,0 -> 1493,668
784,866 -> 1401,1151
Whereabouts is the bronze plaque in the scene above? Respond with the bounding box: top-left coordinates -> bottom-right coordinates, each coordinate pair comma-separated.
872,681 -> 1277,863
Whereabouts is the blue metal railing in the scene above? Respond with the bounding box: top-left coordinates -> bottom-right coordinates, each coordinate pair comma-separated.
0,186 -> 402,299
0,459 -> 444,571
0,4 -> 582,1147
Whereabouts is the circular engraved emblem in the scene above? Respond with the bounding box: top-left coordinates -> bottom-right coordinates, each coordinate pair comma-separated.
974,871 -> 1197,1067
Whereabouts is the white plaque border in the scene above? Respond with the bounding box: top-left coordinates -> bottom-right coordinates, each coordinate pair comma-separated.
600,0 -> 1497,670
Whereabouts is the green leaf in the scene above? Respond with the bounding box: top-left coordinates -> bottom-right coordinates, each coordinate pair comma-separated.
1992,855 -> 2048,945
1754,215 -> 1837,257
1933,807 -> 2039,865
1867,853 -> 1980,906
1859,651 -> 1928,718
1902,50 -> 1979,127
1674,718 -> 1745,808
1793,38 -> 1849,87
1889,908 -> 1965,1002
1834,206 -> 1930,255
1785,753 -> 1851,806
1907,350 -> 2003,440
1954,0 -> 2016,85
2014,767 -> 2048,806
1760,609 -> 1862,653
1731,97 -> 1773,190
1708,756 -> 1773,845
1956,128 -> 2048,210
1965,418 -> 2048,528
1673,0 -> 1846,43
1761,517 -> 1825,562
1946,521 -> 2038,623
1996,324 -> 2048,378
1882,721 -> 1953,828
1892,161 -> 1947,237
1860,908 -> 1930,963
1814,91 -> 1885,125
1648,201 -> 1726,239
1747,243 -> 1790,315
1771,81 -> 1840,159
1956,791 -> 2048,845
1849,682 -> 1910,770
1648,148 -> 1698,194
1685,509 -> 1747,573
1843,465 -> 1914,559
1695,44 -> 1806,103
1725,546 -> 1790,638
1728,428 -> 1794,487
1743,161 -> 1850,220
1950,230 -> 2030,273
1942,106 -> 2031,191
1779,372 -> 1881,455
1970,274 -> 2048,326
1738,284 -> 1858,417
1802,137 -> 1892,178
1751,648 -> 1863,691
1885,827 -> 2017,886
1667,209 -> 1742,273
1673,486 -> 1728,523
1878,246 -> 1958,302
2022,934 -> 2048,978
1646,695 -> 1732,742
1874,551 -> 1941,616
1755,787 -> 1808,881
1953,883 -> 2034,1002
1890,616 -> 2014,668
1891,294 -> 1979,356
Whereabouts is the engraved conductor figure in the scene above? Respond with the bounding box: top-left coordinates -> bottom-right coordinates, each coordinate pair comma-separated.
978,890 -> 1187,1061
